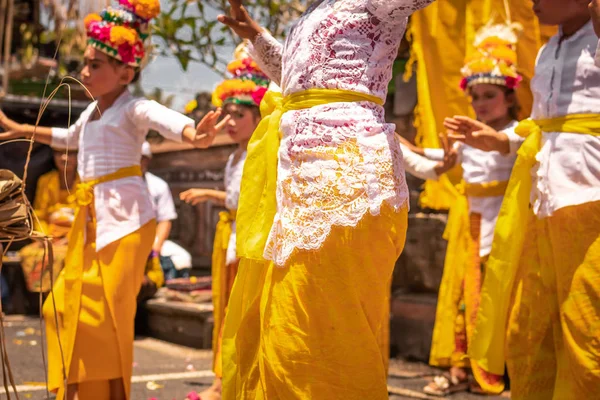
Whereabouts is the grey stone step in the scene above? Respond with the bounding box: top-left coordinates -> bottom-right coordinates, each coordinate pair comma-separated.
145,298 -> 214,349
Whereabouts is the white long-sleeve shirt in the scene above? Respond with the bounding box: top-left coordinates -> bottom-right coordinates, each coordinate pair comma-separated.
530,21 -> 600,217
400,143 -> 440,181
424,121 -> 523,257
51,89 -> 194,251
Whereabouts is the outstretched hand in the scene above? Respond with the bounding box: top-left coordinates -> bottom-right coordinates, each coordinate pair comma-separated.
190,109 -> 230,149
443,116 -> 510,154
0,108 -> 27,141
180,188 -> 213,206
217,0 -> 262,40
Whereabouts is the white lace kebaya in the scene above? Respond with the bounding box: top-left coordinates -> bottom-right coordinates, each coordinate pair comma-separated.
248,0 -> 434,266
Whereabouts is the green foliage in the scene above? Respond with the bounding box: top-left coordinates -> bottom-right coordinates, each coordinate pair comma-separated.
153,0 -> 310,73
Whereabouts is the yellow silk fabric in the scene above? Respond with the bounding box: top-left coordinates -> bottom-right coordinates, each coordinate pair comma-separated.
44,220 -> 155,399
470,115 -> 600,375
235,89 -> 383,261
506,201 -> 600,399
223,204 -> 408,400
43,165 -> 146,399
430,180 -> 507,373
407,0 -> 555,210
211,209 -> 236,377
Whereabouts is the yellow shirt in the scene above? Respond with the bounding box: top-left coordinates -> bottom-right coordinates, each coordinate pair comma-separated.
33,170 -> 78,237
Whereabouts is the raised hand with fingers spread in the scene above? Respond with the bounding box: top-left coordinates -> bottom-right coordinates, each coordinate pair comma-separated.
217,0 -> 262,40
444,116 -> 510,154
186,109 -> 230,149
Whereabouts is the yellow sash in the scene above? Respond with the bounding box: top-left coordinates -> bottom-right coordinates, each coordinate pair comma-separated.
236,89 -> 384,261
469,114 -> 600,375
211,209 -> 237,376
61,165 -> 142,375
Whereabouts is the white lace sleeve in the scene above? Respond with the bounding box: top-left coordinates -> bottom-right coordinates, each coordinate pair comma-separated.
366,0 -> 435,22
248,30 -> 283,86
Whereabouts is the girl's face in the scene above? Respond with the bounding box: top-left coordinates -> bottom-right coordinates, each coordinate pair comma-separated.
80,46 -> 134,98
223,103 -> 260,143
469,84 -> 512,124
53,150 -> 78,175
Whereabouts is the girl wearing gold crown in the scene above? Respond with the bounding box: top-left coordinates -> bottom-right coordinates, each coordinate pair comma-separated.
215,0 -> 435,399
179,43 -> 269,400
401,22 -> 526,396
0,1 -> 227,398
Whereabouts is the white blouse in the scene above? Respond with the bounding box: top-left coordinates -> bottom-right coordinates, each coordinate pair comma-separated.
51,89 -> 194,251
530,22 -> 600,218
425,121 -> 523,257
224,150 -> 246,265
249,0 -> 434,266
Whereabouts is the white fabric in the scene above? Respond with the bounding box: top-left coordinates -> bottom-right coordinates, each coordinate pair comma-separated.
529,22 -> 600,218
462,121 -> 521,257
423,121 -> 523,257
249,0 -> 433,266
400,143 -> 440,181
51,89 -> 194,251
142,141 -> 153,158
224,150 -> 246,265
145,172 -> 177,223
161,240 -> 192,270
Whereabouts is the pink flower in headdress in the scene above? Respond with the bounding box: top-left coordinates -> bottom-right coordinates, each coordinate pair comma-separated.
89,22 -> 111,42
118,45 -> 136,64
505,75 -> 522,89
252,86 -> 268,106
459,77 -> 468,91
119,0 -> 134,9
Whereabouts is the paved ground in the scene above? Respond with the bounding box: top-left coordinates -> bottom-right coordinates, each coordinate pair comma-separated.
0,316 -> 508,400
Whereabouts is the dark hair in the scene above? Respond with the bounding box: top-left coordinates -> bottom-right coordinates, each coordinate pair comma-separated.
107,57 -> 141,84
224,102 -> 261,119
502,87 -> 520,121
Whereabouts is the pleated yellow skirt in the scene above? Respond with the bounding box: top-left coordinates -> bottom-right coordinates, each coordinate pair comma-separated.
505,201 -> 600,400
43,216 -> 156,399
222,204 -> 408,400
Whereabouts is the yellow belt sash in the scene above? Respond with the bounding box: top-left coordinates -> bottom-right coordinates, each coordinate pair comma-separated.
469,114 -> 600,375
236,88 -> 384,261
61,165 -> 142,375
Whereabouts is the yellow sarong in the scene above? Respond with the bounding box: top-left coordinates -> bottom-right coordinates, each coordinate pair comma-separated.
430,180 -> 508,394
469,114 -> 600,376
211,209 -> 237,377
43,165 -> 155,400
223,89 -> 408,400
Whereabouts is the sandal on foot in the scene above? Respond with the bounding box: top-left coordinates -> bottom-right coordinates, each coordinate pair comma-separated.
423,374 -> 470,397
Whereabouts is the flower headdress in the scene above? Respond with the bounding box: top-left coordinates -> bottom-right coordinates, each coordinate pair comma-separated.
212,42 -> 270,108
460,21 -> 523,91
84,0 -> 161,67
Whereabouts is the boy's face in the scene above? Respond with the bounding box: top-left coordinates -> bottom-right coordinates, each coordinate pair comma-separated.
533,0 -> 589,25
80,46 -> 134,98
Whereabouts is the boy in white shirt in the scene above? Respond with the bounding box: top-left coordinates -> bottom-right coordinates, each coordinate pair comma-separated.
445,1 -> 600,398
